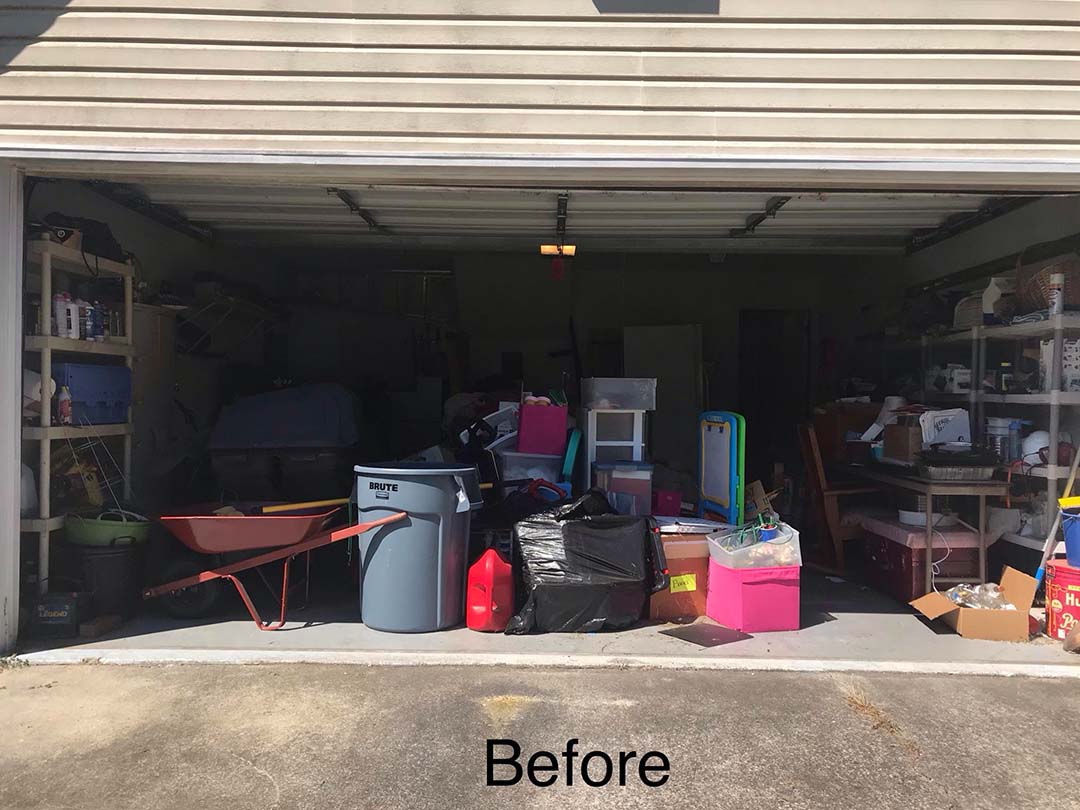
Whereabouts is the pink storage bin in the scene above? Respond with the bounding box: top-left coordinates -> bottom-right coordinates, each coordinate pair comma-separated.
706,559 -> 800,633
517,404 -> 568,455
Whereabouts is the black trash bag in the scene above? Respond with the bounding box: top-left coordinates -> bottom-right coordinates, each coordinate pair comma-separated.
505,491 -> 668,634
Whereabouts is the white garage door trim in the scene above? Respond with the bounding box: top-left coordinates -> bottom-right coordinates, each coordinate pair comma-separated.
2,149 -> 1079,652
0,162 -> 23,654
4,151 -> 1080,193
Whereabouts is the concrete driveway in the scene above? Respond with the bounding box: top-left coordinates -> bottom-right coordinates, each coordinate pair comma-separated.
1,663 -> 1076,810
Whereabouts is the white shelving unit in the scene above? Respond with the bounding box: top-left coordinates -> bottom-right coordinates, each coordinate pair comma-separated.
913,314 -> 1080,530
21,238 -> 135,594
581,408 -> 647,491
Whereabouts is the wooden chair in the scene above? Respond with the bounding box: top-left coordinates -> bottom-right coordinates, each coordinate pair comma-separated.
798,422 -> 879,572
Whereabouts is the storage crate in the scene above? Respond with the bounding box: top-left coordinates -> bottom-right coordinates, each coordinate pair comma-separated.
593,462 -> 653,516
706,560 -> 801,633
582,378 -> 657,411
517,404 -> 568,455
52,363 -> 131,425
853,524 -> 980,602
494,448 -> 563,484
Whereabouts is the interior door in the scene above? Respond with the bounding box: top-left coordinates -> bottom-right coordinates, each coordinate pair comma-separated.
737,309 -> 812,486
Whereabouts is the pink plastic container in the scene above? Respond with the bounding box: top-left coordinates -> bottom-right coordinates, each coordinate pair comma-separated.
706,559 -> 801,632
517,404 -> 568,455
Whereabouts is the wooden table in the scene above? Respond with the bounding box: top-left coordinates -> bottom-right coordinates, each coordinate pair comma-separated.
842,466 -> 1008,594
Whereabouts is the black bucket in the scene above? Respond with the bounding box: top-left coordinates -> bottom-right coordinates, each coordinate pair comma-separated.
78,544 -> 139,618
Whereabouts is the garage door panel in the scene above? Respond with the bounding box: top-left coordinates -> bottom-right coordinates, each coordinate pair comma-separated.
8,43 -> 1080,87
3,5 -> 1080,164
6,72 -> 1080,115
2,0 -> 1078,24
9,128 -> 1080,165
8,13 -> 1080,54
4,101 -> 1079,144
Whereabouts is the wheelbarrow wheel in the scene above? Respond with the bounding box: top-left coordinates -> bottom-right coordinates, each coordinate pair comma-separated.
159,556 -> 226,619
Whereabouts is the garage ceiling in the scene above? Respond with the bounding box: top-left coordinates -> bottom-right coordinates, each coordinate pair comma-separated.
100,181 -> 1022,254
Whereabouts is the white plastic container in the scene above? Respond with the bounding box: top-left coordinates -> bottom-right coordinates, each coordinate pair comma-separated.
64,301 -> 80,339
20,464 -> 37,517
495,448 -> 562,483
582,378 -> 657,411
986,416 -> 1017,461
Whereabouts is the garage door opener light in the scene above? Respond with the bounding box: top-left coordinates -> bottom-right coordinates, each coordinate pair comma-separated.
540,244 -> 576,256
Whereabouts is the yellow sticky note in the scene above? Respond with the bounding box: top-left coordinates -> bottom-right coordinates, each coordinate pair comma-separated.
669,573 -> 697,593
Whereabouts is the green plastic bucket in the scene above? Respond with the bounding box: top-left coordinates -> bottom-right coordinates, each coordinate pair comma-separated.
65,510 -> 151,547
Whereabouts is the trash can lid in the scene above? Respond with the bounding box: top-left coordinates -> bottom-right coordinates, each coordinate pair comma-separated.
355,462 -> 484,511
355,462 -> 479,477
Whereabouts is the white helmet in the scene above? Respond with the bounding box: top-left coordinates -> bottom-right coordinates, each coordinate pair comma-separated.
1022,431 -> 1051,462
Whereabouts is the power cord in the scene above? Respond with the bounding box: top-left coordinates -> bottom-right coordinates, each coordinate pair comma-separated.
930,520 -> 952,593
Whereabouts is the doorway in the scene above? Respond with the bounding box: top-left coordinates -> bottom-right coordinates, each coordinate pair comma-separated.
738,309 -> 813,486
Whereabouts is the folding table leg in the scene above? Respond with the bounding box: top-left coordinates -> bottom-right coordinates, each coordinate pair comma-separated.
978,494 -> 987,584
925,492 -> 934,595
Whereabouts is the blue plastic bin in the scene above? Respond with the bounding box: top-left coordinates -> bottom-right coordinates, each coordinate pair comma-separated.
1061,509 -> 1080,566
52,363 -> 132,425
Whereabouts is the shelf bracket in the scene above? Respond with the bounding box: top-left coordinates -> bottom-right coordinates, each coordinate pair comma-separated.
327,188 -> 388,234
730,196 -> 791,238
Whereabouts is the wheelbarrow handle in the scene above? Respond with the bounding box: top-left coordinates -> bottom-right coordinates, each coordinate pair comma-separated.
330,511 -> 407,542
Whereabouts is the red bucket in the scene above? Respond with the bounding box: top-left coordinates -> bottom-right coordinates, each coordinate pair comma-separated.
1045,559 -> 1080,641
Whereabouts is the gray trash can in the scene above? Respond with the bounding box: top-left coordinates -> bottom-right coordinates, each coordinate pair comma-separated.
353,462 -> 483,632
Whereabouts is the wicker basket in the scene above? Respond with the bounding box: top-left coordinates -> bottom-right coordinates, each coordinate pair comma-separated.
953,293 -> 983,329
1016,253 -> 1080,313
917,464 -> 997,481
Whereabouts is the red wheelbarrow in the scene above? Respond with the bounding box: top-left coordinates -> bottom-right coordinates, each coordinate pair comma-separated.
145,503 -> 405,631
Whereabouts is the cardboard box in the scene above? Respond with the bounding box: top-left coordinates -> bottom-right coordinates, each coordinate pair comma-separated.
883,423 -> 922,464
649,519 -> 723,621
909,567 -> 1038,641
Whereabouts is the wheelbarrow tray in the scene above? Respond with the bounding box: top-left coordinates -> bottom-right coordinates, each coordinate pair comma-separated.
159,502 -> 341,555
145,511 -> 406,631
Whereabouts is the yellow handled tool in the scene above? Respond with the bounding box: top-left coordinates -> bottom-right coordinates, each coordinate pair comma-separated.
1035,446 -> 1080,584
261,498 -> 349,515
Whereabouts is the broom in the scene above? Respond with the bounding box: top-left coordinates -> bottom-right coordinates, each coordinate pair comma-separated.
1035,445 -> 1080,586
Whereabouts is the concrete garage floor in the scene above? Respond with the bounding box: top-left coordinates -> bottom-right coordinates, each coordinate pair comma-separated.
19,573 -> 1080,675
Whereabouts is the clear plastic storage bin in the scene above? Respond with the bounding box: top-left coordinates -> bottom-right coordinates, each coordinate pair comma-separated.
495,449 -> 563,483
707,522 -> 802,569
582,378 -> 657,411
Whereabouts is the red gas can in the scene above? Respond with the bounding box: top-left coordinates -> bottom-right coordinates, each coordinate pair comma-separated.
467,548 -> 513,632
